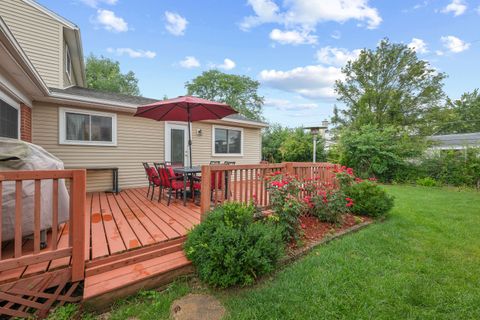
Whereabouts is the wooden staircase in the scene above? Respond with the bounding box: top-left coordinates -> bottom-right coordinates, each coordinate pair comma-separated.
82,237 -> 193,310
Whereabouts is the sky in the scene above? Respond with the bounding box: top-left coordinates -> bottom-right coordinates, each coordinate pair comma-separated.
38,0 -> 480,127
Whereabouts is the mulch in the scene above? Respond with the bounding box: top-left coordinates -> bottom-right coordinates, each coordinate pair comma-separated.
300,214 -> 371,244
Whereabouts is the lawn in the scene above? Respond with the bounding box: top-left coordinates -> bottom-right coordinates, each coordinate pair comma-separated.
61,185 -> 480,319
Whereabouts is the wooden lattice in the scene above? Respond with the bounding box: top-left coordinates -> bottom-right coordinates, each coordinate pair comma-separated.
0,268 -> 82,319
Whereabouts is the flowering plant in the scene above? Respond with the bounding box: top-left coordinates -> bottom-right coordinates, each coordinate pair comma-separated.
265,171 -> 305,242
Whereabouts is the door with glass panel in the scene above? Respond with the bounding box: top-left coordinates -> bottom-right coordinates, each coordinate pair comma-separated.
165,123 -> 188,165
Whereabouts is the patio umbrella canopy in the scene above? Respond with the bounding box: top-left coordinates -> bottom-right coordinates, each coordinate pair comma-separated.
134,96 -> 238,167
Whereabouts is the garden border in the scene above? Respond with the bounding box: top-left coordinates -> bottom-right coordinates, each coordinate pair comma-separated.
280,220 -> 374,266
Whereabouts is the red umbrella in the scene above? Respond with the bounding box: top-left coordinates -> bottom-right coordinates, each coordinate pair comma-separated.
134,96 -> 238,167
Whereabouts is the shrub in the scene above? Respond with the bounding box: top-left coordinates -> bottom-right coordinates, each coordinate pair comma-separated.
266,171 -> 306,242
416,177 -> 439,187
307,191 -> 350,224
345,181 -> 394,217
184,202 -> 284,288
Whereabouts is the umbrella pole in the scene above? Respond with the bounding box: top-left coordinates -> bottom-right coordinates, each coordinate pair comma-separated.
187,106 -> 193,168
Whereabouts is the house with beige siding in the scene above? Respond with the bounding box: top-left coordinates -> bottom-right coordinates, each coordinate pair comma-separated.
0,0 -> 266,192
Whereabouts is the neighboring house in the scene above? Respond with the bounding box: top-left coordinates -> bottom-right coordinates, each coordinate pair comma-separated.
428,132 -> 480,151
0,0 -> 267,191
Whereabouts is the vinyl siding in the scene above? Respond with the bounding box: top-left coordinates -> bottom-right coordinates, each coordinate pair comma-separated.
0,0 -> 62,88
32,103 -> 262,192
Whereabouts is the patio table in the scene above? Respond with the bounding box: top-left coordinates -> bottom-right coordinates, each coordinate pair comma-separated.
173,166 -> 201,206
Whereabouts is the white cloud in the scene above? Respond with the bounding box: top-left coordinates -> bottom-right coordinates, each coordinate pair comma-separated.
240,0 -> 282,30
408,38 -> 429,54
214,58 -> 236,70
441,0 -> 467,16
107,48 -> 156,58
264,98 -> 318,112
179,56 -> 201,68
269,28 -> 317,45
331,30 -> 341,39
80,0 -> 117,8
95,9 -> 128,32
241,0 -> 382,31
165,11 -> 188,36
441,35 -> 470,53
316,46 -> 361,66
259,64 -> 343,99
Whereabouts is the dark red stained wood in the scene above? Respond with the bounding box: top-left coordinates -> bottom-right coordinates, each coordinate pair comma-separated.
117,191 -> 167,243
110,190 -> 156,247
90,193 -> 109,260
105,193 -> 140,250
99,192 -> 126,255
0,181 -> 2,258
121,190 -> 180,239
128,189 -> 194,231
84,193 -> 92,261
34,180 -> 41,254
52,179 -> 59,251
14,181 -> 22,258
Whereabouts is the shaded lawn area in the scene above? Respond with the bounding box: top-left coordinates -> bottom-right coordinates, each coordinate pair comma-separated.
76,185 -> 480,320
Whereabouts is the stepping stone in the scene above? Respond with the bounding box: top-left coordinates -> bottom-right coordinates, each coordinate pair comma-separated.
171,293 -> 225,320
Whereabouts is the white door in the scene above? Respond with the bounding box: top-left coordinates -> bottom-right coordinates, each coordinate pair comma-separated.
165,122 -> 189,165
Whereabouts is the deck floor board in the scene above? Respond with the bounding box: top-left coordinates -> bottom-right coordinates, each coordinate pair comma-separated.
0,187 -> 201,288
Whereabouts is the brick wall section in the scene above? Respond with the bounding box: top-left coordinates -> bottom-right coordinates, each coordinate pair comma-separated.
20,104 -> 32,142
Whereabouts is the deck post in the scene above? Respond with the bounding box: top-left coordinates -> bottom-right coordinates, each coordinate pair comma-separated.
200,165 -> 211,220
70,169 -> 86,282
284,162 -> 294,176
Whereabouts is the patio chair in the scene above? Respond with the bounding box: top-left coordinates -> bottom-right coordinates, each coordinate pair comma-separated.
224,161 -> 236,165
142,162 -> 161,200
158,163 -> 186,206
210,161 -> 221,165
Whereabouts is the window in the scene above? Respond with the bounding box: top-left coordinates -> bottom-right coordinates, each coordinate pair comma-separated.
0,98 -> 19,139
213,126 -> 242,155
59,108 -> 116,146
65,44 -> 72,81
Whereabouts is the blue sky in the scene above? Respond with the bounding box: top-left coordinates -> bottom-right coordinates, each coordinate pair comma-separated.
38,0 -> 480,127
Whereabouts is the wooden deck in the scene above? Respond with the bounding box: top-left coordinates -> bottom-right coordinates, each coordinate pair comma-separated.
84,187 -> 200,261
0,187 -> 200,311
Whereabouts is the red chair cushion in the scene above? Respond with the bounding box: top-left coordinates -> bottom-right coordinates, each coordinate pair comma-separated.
171,180 -> 184,190
193,182 -> 201,190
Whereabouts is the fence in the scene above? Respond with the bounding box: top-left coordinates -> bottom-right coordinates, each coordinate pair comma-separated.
0,170 -> 86,282
199,162 -> 336,216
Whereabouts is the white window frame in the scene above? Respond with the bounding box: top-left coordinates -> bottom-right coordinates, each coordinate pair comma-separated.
59,107 -> 117,146
212,125 -> 243,157
0,90 -> 21,140
65,44 -> 72,82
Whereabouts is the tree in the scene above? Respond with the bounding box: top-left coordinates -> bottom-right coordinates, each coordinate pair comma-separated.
437,89 -> 480,134
185,70 -> 264,121
334,39 -> 446,134
262,124 -> 290,163
85,54 -> 140,96
337,125 -> 426,181
280,128 -> 326,162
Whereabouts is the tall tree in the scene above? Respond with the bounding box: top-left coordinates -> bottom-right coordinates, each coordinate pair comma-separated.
185,70 -> 264,121
438,89 -> 480,134
334,39 -> 446,134
85,54 -> 140,96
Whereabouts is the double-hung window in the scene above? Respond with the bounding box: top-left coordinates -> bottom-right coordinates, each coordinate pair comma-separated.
213,126 -> 243,156
0,98 -> 19,139
59,108 -> 117,146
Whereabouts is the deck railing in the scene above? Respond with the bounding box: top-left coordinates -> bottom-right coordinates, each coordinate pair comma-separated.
0,170 -> 86,282
200,162 -> 337,216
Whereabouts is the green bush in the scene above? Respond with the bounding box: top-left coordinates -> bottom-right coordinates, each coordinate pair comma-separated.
416,177 -> 440,187
184,202 -> 284,288
345,181 -> 394,217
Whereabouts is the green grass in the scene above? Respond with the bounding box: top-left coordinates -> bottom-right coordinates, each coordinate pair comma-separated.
63,185 -> 480,319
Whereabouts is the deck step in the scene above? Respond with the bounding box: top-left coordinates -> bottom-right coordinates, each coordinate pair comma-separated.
85,240 -> 185,277
83,250 -> 192,302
